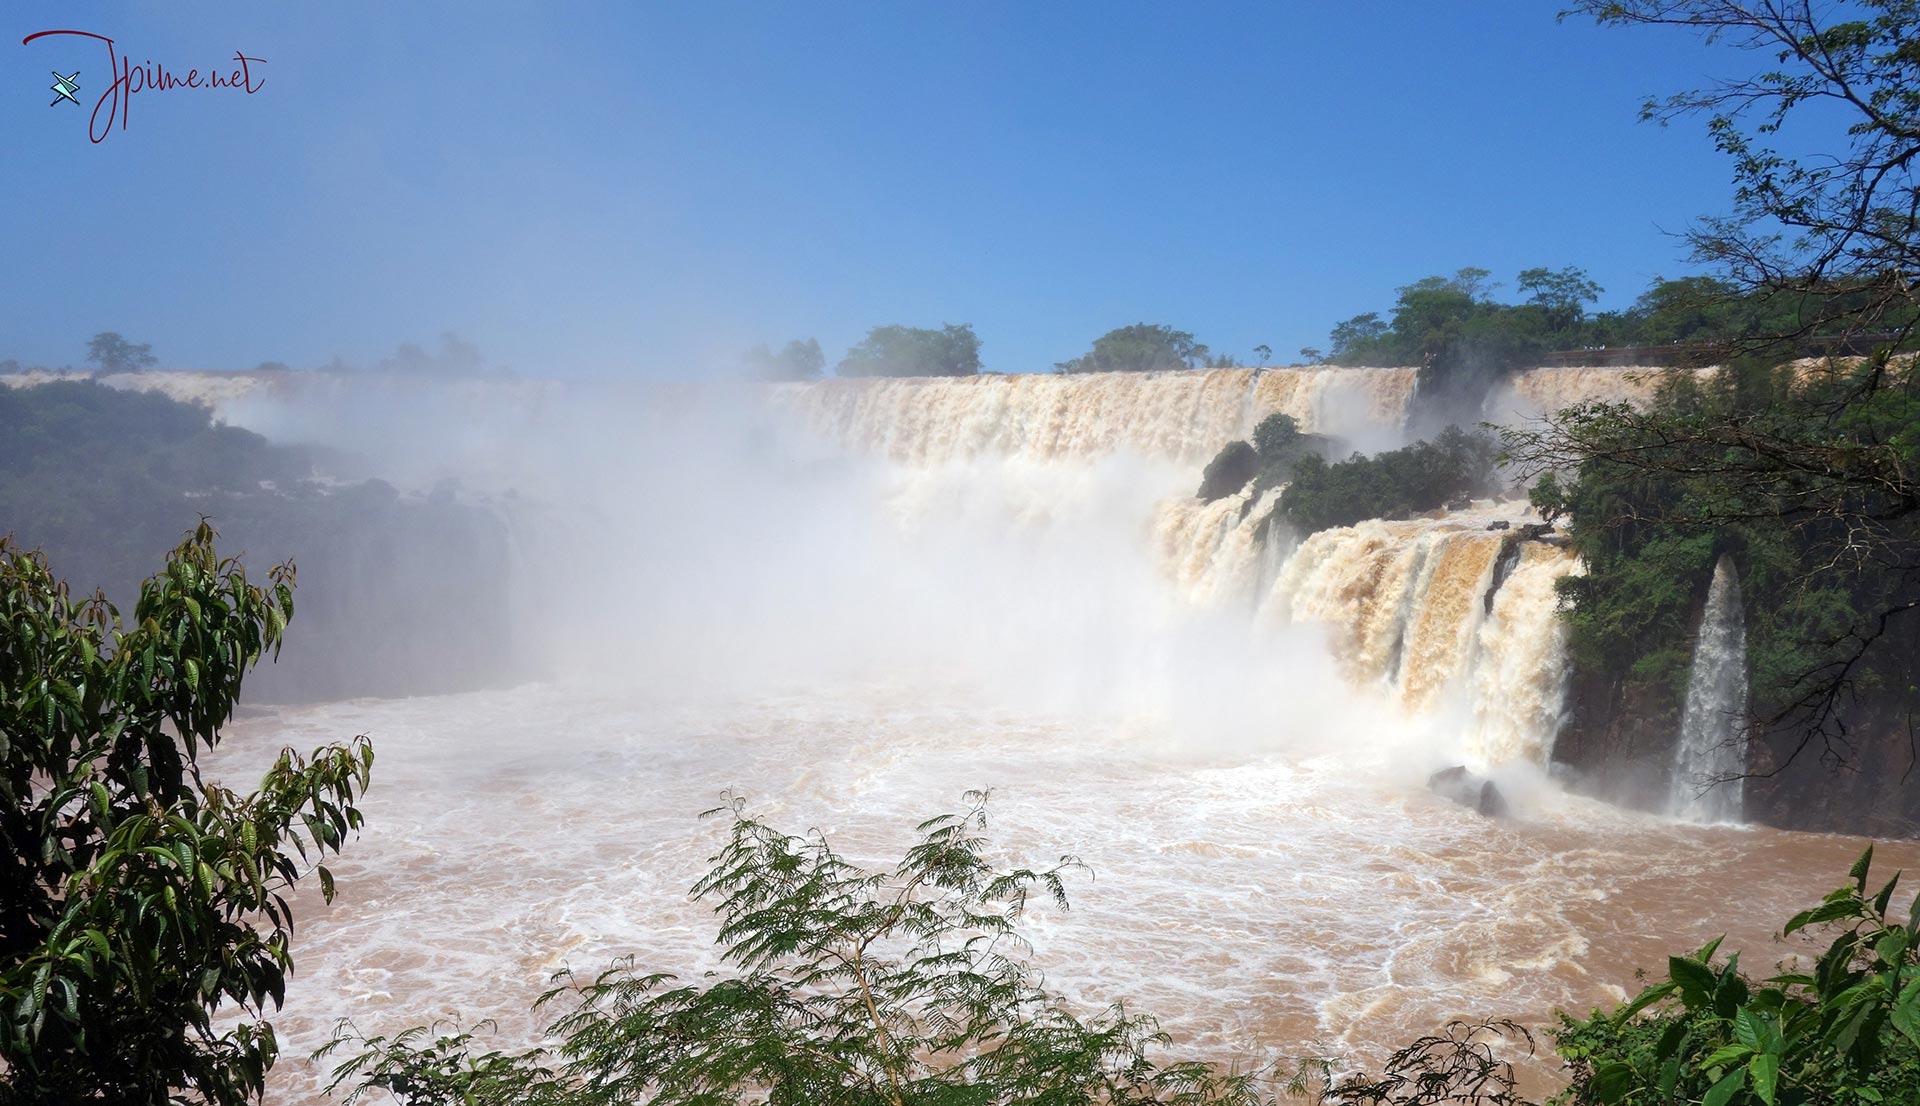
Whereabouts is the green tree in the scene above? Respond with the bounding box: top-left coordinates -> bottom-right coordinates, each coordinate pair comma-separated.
1327,313 -> 1392,364
745,338 -> 825,380
0,525 -> 373,1104
1576,0 -> 1920,340
838,325 -> 981,378
1252,412 -> 1303,460
1055,323 -> 1210,373
324,792 -> 1326,1106
1515,267 -> 1602,332
84,333 -> 157,373
1278,427 -> 1501,534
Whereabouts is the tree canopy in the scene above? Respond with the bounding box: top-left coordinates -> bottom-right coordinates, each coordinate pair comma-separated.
1576,0 -> 1920,344
1278,427 -> 1502,534
837,324 -> 981,378
84,333 -> 157,373
1055,323 -> 1210,374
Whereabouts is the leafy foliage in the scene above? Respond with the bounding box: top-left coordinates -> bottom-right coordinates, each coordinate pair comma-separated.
0,524 -> 373,1104
1056,324 -> 1212,374
1277,428 -> 1502,535
1501,356 -> 1920,774
1573,1 -> 1920,342
1328,1020 -> 1533,1106
324,792 -> 1329,1106
1552,847 -> 1920,1106
84,332 -> 158,373
0,381 -> 515,701
838,325 -> 982,378
1486,1 -> 1920,820
1193,414 -> 1331,504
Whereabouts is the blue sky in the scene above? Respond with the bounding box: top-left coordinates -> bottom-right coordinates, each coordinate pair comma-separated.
1,2 -> 1747,377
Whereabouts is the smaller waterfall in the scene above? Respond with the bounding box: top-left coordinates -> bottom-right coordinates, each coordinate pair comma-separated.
1670,555 -> 1750,822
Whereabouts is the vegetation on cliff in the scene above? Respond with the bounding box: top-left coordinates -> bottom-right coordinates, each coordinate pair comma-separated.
0,382 -> 514,700
1499,0 -> 1920,828
1277,427 -> 1502,535
1194,413 -> 1330,503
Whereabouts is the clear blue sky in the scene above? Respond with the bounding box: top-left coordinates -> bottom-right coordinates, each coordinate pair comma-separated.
1,2 -> 1746,377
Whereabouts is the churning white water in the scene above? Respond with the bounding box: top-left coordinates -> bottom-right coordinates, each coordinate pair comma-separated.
1669,555 -> 1750,823
164,366 -> 1903,1102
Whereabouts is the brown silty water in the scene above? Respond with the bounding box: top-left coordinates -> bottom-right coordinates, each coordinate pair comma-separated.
214,686 -> 1919,1104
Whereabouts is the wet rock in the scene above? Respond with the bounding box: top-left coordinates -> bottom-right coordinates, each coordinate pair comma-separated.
1196,440 -> 1259,502
1518,522 -> 1556,541
1485,519 -> 1511,531
1427,765 -> 1509,818
1445,495 -> 1473,511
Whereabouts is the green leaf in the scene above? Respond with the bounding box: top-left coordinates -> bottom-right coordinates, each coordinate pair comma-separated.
1590,1060 -> 1635,1104
1893,977 -> 1920,1047
1734,1007 -> 1764,1049
1786,898 -> 1862,934
1671,956 -> 1718,1007
1702,1043 -> 1754,1069
1703,1068 -> 1747,1106
1876,928 -> 1909,968
1619,980 -> 1681,1021
1851,847 -> 1875,894
1873,873 -> 1900,917
1747,1052 -> 1778,1106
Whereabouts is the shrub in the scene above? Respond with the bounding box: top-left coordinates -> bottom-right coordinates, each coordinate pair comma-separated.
0,525 -> 372,1104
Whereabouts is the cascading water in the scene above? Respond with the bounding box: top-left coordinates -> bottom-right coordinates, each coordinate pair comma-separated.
769,365 -> 1420,464
1669,555 -> 1750,822
1241,514 -> 1580,767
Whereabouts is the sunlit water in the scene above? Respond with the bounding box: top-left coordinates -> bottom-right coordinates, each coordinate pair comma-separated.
213,682 -> 1917,1103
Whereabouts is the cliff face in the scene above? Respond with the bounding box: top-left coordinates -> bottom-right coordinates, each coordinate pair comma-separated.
1746,704 -> 1920,838
1557,638 -> 1920,837
1551,667 -> 1682,815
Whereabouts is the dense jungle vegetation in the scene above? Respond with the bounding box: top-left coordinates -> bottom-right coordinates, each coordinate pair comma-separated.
0,382 -> 513,700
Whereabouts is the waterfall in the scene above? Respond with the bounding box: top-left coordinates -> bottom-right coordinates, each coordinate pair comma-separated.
1669,555 -> 1749,822
769,366 -> 1420,465
1484,365 -> 1721,425
1250,517 -> 1580,766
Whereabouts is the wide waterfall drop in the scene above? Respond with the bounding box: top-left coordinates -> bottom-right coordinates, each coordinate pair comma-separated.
1669,555 -> 1750,822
